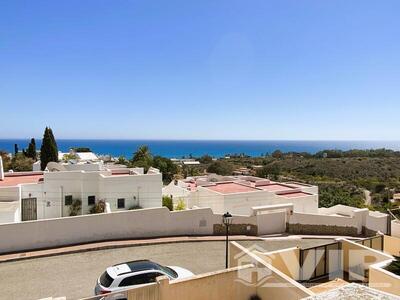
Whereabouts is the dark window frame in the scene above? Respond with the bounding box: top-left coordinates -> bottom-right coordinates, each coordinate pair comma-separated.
88,195 -> 96,206
117,198 -> 125,209
65,195 -> 73,206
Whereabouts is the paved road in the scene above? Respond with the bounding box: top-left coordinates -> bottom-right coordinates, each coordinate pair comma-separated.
0,239 -> 333,300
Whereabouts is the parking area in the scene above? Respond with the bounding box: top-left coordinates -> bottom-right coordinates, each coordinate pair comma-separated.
0,238 -> 334,300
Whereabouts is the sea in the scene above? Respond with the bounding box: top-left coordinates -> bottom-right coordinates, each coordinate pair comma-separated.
1,139 -> 400,159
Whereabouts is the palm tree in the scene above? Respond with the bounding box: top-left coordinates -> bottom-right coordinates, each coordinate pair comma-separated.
132,145 -> 151,162
131,145 -> 152,171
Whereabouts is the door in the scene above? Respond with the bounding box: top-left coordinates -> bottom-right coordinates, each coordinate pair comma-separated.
257,210 -> 287,235
22,198 -> 37,221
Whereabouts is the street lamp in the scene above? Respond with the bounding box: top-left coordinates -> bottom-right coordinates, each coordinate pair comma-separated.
222,211 -> 233,269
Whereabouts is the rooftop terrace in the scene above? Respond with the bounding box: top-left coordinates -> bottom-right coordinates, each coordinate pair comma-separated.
0,174 -> 43,187
304,283 -> 399,299
203,182 -> 259,194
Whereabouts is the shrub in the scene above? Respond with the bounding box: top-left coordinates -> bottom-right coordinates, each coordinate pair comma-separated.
385,256 -> 400,276
90,200 -> 106,214
206,161 -> 234,175
162,196 -> 173,211
69,199 -> 82,216
129,205 -> 143,210
175,199 -> 186,211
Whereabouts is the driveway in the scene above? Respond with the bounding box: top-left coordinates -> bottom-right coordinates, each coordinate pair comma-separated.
0,238 -> 334,300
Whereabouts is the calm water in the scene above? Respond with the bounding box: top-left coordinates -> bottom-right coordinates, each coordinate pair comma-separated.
1,139 -> 399,158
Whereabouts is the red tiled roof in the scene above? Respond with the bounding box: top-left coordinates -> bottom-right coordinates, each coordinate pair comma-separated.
204,182 -> 259,194
279,191 -> 312,198
257,184 -> 295,192
0,175 -> 43,187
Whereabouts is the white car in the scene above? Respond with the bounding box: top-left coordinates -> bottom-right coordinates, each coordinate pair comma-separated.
95,260 -> 193,298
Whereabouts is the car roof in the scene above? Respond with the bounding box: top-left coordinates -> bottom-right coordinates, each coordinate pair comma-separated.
110,260 -> 163,277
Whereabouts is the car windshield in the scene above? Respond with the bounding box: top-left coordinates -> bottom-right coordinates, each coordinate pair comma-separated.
99,271 -> 114,287
158,266 -> 178,279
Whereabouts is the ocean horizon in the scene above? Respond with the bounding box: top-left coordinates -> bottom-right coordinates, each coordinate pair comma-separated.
1,139 -> 400,158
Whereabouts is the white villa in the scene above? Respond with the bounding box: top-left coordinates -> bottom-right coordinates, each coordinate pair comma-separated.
163,174 -> 319,215
0,157 -> 162,223
33,150 -> 105,171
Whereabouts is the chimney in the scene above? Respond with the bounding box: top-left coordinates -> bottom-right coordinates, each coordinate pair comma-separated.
0,156 -> 4,181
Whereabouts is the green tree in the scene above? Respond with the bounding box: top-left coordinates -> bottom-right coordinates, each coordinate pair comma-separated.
271,150 -> 283,159
199,154 -> 213,164
26,138 -> 37,160
206,161 -> 234,175
72,147 -> 91,152
256,163 -> 281,180
0,151 -> 11,171
40,127 -> 59,170
116,156 -> 128,165
10,153 -> 33,171
152,156 -> 178,183
319,184 -> 364,208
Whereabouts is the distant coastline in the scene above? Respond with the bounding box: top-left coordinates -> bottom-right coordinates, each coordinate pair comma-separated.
1,139 -> 400,158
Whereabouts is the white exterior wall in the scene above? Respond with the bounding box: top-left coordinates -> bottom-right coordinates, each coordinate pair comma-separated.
0,202 -> 20,223
276,194 -> 318,213
63,163 -> 103,171
99,173 -> 162,210
0,207 -> 257,254
366,213 -> 388,234
0,186 -> 20,202
20,182 -> 60,219
222,190 -> 274,215
290,211 -> 363,234
392,221 -> 400,238
257,211 -> 287,235
193,187 -> 318,215
189,187 -> 225,213
162,182 -> 191,206
0,186 -> 21,223
14,170 -> 163,219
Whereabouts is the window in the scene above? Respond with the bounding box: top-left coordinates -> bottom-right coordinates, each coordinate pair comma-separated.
100,271 -> 114,287
65,195 -> 73,206
118,273 -> 162,287
117,198 -> 125,209
88,195 -> 95,206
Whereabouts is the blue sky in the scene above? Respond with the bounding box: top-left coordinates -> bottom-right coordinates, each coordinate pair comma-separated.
1,0 -> 400,140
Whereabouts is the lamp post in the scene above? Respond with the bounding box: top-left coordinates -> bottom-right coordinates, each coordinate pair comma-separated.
222,212 -> 233,269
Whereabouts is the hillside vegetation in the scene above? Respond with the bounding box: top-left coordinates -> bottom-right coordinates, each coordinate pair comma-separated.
211,149 -> 400,212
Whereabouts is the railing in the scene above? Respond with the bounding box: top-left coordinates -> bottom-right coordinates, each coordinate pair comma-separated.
299,241 -> 341,282
355,235 -> 384,251
298,235 -> 385,282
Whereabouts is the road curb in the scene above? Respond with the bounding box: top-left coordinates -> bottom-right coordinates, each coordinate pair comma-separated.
0,236 -> 262,264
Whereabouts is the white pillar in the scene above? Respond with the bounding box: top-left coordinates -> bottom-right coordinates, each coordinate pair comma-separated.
0,156 -> 4,181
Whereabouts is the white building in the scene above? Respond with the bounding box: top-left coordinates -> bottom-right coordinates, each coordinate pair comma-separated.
0,157 -> 162,223
33,151 -> 104,171
163,174 -> 319,215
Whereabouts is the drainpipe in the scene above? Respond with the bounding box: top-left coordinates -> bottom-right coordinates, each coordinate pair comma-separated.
60,186 -> 64,217
0,156 -> 4,181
